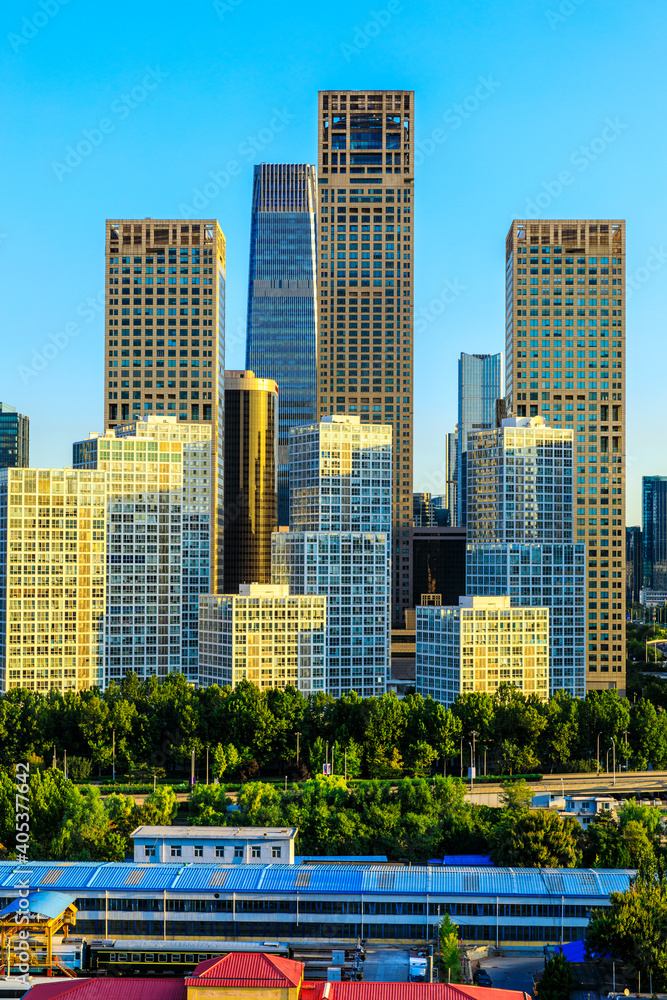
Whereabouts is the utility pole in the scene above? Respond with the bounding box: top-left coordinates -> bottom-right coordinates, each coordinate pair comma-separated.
296,732 -> 300,764
112,729 -> 116,783
610,737 -> 616,787
596,731 -> 602,774
52,746 -> 56,770
63,749 -> 67,780
460,738 -> 463,778
470,730 -> 478,790
344,750 -> 347,781
331,745 -> 335,777
206,747 -> 209,786
190,749 -> 195,788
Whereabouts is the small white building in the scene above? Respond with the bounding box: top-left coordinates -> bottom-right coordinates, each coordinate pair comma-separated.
130,825 -> 298,864
532,793 -> 616,828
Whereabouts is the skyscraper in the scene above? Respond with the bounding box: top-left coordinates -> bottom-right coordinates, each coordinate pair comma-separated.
0,404 -> 29,469
642,476 -> 667,591
316,89 -> 414,626
457,353 -> 502,526
505,219 -> 626,693
466,416 -> 586,698
74,416 -> 212,684
245,164 -> 318,526
626,525 -> 642,605
273,414 -> 392,698
223,370 -> 278,596
0,468 -> 106,694
444,429 -> 458,526
104,218 -> 226,592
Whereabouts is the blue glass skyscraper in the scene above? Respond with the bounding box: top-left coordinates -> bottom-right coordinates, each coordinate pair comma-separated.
245,163 -> 318,525
457,352 -> 502,526
643,476 -> 667,591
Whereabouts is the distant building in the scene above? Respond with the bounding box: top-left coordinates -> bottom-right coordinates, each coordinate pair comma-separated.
223,371 -> 278,595
416,596 -> 549,707
626,526 -> 642,605
532,793 -> 616,829
198,584 -> 325,692
131,825 -> 297,864
639,589 -> 667,608
0,403 -> 29,469
245,164 -> 318,526
412,526 -> 466,609
444,430 -> 458,526
643,476 -> 667,591
457,353 -> 502,526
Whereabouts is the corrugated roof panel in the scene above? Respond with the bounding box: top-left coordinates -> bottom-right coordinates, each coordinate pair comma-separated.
26,979 -> 186,999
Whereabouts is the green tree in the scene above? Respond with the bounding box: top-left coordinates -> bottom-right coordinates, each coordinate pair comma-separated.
587,862 -> 667,991
491,808 -> 582,868
537,953 -> 575,1000
438,914 -> 461,982
499,778 -> 533,810
138,786 -> 178,825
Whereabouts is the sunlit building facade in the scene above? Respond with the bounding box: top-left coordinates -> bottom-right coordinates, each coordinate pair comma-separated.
0,404 -> 29,470
0,468 -> 106,694
457,353 -> 502,526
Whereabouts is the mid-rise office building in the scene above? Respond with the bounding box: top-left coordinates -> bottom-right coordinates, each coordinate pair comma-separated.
642,476 -> 667,592
245,164 -> 318,526
317,89 -> 414,626
74,416 -> 212,684
504,219 -> 626,692
104,218 -> 226,592
626,525 -> 642,605
274,414 -> 392,698
466,417 -> 586,698
0,468 -> 106,694
413,493 -> 437,527
0,404 -> 29,469
223,371 -> 278,595
198,584 -> 326,692
412,525 -> 466,609
466,417 -> 586,697
416,596 -> 549,707
457,353 -> 502,526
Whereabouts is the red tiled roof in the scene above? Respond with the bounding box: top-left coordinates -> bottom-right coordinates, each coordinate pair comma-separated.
26,979 -> 185,1000
306,983 -> 526,1000
186,951 -> 304,988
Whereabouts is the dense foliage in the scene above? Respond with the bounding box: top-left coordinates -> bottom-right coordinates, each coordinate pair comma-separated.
0,674 -> 664,779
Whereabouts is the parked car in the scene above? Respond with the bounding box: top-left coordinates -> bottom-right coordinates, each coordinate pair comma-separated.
474,970 -> 493,987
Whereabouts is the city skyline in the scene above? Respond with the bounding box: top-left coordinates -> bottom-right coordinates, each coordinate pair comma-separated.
2,0 -> 664,525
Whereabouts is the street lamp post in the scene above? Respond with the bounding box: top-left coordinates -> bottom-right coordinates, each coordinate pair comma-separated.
469,731 -> 478,792
609,737 -> 616,787
112,728 -> 116,783
596,732 -> 602,774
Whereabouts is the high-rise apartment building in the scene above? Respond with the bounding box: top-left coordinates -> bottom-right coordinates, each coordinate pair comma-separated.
466,417 -> 586,697
104,218 -> 225,591
505,220 -> 626,692
245,164 -> 318,526
0,468 -> 106,694
199,584 -> 326,692
444,429 -> 458,526
415,596 -> 549,707
457,353 -> 502,526
642,477 -> 667,592
74,416 -> 212,684
0,404 -> 29,470
223,371 -> 278,596
273,414 -> 392,698
316,89 -> 414,626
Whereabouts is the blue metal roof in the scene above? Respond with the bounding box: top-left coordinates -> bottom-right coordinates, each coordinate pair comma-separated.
0,862 -> 633,900
0,890 -> 75,919
440,855 -> 493,866
295,856 -> 388,864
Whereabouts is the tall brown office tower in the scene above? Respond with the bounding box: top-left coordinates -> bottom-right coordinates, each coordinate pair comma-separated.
223,371 -> 278,595
104,219 -> 226,592
317,89 -> 414,626
505,220 -> 626,693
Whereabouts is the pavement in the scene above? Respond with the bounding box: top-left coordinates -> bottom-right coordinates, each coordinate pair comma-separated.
479,951 -> 543,996
363,947 -> 411,983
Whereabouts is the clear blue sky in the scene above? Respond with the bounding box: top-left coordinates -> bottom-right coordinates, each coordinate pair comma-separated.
1,0 -> 664,524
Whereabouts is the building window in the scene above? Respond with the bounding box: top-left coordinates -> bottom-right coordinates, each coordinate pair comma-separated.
194,845 -> 203,858
234,846 -> 243,859
251,846 -> 261,859
215,845 -> 225,858
144,846 -> 155,858
170,845 -> 182,858
272,846 -> 282,859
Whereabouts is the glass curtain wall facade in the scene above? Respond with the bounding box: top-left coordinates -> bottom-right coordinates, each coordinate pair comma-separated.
445,429 -> 458,526
245,164 -> 318,526
223,371 -> 278,595
457,354 -> 502,526
642,477 -> 667,591
504,220 -> 626,692
0,404 -> 29,469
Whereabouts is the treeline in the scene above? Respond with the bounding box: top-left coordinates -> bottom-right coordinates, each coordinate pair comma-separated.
0,674 -> 666,779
